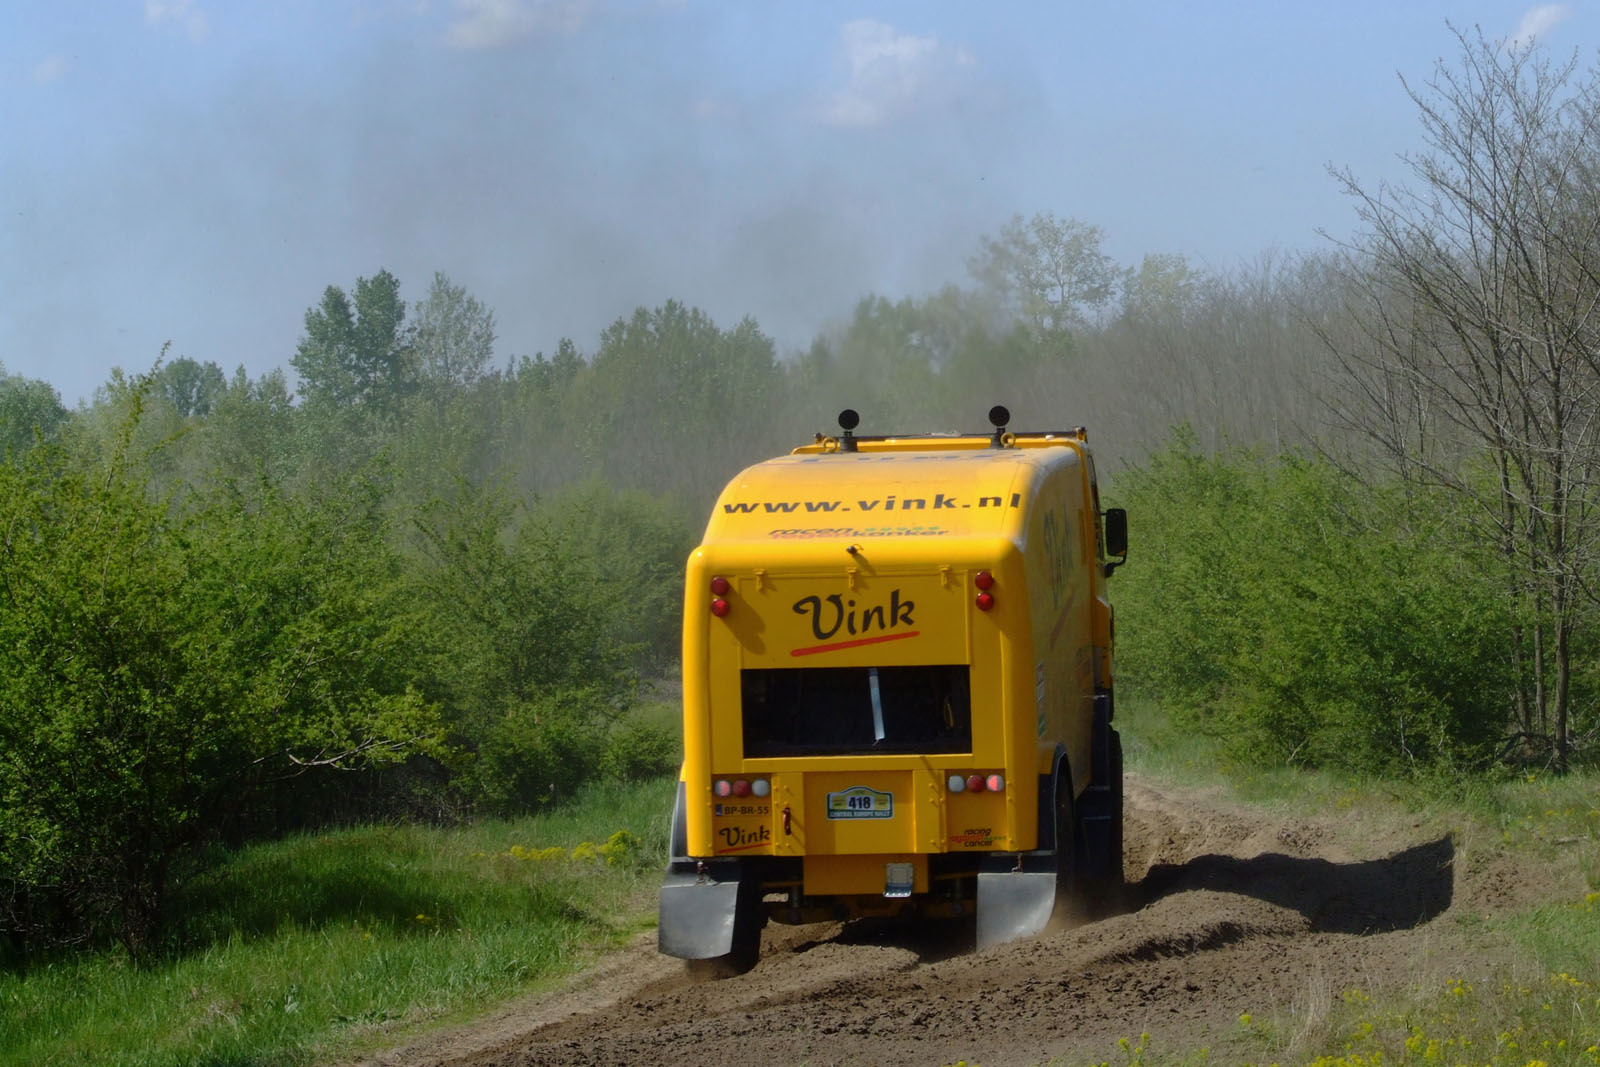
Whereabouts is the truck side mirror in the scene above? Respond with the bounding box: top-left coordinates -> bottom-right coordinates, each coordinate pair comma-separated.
1103,508 -> 1128,577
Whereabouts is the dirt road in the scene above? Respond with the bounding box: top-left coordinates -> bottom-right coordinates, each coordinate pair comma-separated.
357,774 -> 1539,1067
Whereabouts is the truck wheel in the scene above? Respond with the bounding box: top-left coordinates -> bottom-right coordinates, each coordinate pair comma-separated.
1076,726 -> 1124,895
1106,728 -> 1124,887
1053,768 -> 1079,907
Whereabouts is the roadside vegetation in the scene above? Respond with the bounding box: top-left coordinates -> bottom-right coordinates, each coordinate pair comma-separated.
0,773 -> 674,1067
1109,439 -> 1596,776
2,24 -> 1600,1067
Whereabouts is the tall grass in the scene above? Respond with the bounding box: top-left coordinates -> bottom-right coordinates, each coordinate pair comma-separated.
0,776 -> 675,1067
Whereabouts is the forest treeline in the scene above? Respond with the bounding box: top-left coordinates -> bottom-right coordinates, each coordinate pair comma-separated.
1,29 -> 1597,960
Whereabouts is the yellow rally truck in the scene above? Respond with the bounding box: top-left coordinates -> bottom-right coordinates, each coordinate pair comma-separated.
659,407 -> 1128,969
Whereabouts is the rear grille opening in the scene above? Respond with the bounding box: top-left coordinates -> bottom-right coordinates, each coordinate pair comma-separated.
740,665 -> 972,757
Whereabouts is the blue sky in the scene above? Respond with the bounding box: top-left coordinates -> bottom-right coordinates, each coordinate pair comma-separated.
1,1 -> 1590,404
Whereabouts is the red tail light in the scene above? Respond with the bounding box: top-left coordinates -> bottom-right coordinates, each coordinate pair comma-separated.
966,774 -> 987,793
975,592 -> 995,611
974,570 -> 994,590
710,575 -> 731,596
710,598 -> 730,617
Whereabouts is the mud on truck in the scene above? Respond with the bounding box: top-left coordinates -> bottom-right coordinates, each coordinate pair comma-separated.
659,407 -> 1129,972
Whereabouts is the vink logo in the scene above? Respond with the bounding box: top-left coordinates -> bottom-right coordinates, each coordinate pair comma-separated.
792,590 -> 914,641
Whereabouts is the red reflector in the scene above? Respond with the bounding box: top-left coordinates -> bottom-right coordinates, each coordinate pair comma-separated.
974,570 -> 994,590
710,575 -> 731,596
966,774 -> 986,793
975,592 -> 995,611
710,597 -> 730,617
732,779 -> 751,797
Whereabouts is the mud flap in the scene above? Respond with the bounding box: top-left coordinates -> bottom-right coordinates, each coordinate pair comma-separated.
975,852 -> 1058,951
658,860 -> 745,960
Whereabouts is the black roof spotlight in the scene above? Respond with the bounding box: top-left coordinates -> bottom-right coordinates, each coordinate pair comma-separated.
988,405 -> 1010,448
838,408 -> 860,452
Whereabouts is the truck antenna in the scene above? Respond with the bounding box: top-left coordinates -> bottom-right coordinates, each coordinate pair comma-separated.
838,409 -> 860,452
988,405 -> 1011,448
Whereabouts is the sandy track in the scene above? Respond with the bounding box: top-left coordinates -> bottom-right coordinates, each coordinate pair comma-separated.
356,774 -> 1495,1067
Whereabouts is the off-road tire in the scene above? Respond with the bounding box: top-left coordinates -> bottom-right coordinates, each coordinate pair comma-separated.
1054,765 -> 1080,909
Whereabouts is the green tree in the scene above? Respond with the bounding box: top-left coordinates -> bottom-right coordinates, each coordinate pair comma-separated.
384,274 -> 504,509
0,366 -> 69,460
1330,28 -> 1600,769
500,339 -> 588,496
789,294 -> 947,434
576,301 -> 782,503
968,212 -> 1119,339
412,271 -> 496,390
204,366 -> 296,485
291,269 -> 415,417
1118,252 -> 1202,322
153,357 -> 227,419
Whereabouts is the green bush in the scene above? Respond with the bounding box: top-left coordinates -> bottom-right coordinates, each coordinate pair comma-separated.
0,419 -> 441,958
470,693 -> 611,814
407,478 -> 693,812
603,719 -> 680,782
1110,430 -> 1515,772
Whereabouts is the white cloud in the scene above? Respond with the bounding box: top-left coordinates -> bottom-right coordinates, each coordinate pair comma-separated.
144,0 -> 210,43
444,0 -> 592,48
822,19 -> 949,128
1508,4 -> 1572,49
31,53 -> 69,85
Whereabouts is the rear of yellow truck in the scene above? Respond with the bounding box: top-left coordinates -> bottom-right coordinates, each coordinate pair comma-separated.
659,408 -> 1127,970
